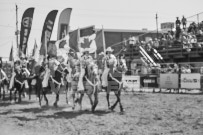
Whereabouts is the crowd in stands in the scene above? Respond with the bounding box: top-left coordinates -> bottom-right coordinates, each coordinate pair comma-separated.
128,17 -> 203,52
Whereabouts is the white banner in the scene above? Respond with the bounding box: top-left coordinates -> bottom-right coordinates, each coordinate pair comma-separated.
122,76 -> 140,90
181,73 -> 201,89
160,74 -> 179,89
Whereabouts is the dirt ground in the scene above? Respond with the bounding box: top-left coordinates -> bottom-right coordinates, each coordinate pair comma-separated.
0,91 -> 203,135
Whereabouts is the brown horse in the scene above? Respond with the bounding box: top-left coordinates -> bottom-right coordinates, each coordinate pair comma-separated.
98,53 -> 127,113
71,59 -> 101,112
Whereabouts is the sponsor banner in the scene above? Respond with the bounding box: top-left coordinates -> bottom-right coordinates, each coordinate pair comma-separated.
40,10 -> 58,56
140,76 -> 158,88
57,8 -> 72,40
160,74 -> 179,89
122,75 -> 140,89
181,73 -> 201,89
19,8 -> 35,55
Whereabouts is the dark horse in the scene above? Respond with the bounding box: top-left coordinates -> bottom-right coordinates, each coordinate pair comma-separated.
39,61 -> 67,107
99,53 -> 127,113
9,61 -> 26,103
72,60 -> 101,112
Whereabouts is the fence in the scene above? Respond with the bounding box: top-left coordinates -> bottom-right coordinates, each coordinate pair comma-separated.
123,63 -> 203,92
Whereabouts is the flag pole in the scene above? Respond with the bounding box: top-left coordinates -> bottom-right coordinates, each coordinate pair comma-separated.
102,25 -> 106,56
44,30 -> 48,62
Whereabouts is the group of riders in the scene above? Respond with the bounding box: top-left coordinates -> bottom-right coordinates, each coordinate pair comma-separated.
0,46 -> 127,112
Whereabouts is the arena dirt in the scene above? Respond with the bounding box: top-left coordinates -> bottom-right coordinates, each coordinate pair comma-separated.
0,92 -> 203,135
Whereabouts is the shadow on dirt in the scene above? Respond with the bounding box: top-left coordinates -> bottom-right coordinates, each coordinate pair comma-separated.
0,100 -> 35,107
12,116 -> 37,121
37,109 -> 111,120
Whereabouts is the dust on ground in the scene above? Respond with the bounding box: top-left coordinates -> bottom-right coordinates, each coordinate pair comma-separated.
0,92 -> 203,135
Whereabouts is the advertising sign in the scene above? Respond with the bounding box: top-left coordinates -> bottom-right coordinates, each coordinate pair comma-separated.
181,73 -> 201,89
140,76 -> 158,88
122,76 -> 140,89
160,74 -> 179,88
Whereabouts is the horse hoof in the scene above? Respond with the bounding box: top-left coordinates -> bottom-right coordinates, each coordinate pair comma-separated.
53,103 -> 58,107
110,106 -> 115,111
120,108 -> 125,114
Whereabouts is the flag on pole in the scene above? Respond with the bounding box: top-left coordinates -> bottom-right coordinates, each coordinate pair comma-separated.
40,10 -> 58,57
57,8 -> 72,40
19,8 -> 35,56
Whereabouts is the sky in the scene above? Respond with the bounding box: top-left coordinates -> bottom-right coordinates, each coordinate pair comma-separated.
0,0 -> 203,58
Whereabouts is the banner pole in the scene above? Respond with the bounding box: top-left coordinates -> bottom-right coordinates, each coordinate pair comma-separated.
102,26 -> 106,56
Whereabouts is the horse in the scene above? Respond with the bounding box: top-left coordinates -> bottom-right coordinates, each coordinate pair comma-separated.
11,68 -> 26,103
99,53 -> 127,113
71,59 -> 102,112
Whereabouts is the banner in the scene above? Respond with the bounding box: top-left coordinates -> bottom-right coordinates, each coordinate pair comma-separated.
40,10 -> 58,56
19,8 -> 35,55
122,76 -> 140,90
140,75 -> 158,88
57,8 -> 72,40
181,73 -> 201,89
160,74 -> 179,89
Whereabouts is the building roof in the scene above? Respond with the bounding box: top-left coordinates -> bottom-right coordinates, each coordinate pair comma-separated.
101,28 -> 158,33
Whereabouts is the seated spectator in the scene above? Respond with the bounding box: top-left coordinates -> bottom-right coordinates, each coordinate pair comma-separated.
185,65 -> 191,73
153,38 -> 159,49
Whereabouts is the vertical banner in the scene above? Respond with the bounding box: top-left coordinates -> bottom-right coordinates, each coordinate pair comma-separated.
40,10 -> 58,56
57,8 -> 72,40
19,8 -> 35,55
160,74 -> 179,89
181,73 -> 201,89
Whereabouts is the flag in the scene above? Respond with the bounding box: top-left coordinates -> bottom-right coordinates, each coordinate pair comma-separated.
9,45 -> 13,61
95,29 -> 105,54
19,8 -> 35,56
57,8 -> 72,40
40,10 -> 58,57
69,29 -> 80,52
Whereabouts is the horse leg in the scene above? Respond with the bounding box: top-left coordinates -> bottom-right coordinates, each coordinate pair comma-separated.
2,85 -> 5,101
92,91 -> 99,112
18,88 -> 22,103
105,87 -> 111,109
110,91 -> 119,111
14,88 -> 17,102
78,92 -> 84,111
53,89 -> 60,107
117,90 -> 124,113
87,94 -> 94,111
43,88 -> 49,106
72,90 -> 76,110
0,85 -> 1,99
10,88 -> 12,101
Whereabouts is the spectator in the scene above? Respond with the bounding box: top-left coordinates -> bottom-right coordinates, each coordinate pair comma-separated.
181,16 -> 187,29
153,38 -> 159,49
175,17 -> 181,28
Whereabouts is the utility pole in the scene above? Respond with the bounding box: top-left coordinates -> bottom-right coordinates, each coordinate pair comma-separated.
15,4 -> 19,56
156,13 -> 159,39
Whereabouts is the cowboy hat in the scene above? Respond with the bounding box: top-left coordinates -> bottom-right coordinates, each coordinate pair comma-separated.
106,47 -> 114,52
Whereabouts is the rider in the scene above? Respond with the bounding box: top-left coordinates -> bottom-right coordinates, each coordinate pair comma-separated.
101,47 -> 117,87
77,48 -> 93,91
